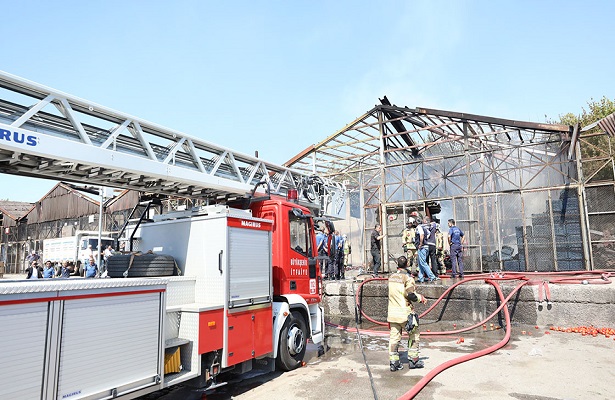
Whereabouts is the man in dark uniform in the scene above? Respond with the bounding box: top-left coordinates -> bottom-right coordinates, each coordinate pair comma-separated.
371,224 -> 385,276
448,219 -> 466,278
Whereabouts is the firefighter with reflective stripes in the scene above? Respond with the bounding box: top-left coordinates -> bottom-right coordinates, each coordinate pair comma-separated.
435,226 -> 446,275
402,216 -> 418,274
387,255 -> 427,371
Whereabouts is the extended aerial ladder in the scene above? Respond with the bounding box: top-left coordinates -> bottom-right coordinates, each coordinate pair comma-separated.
0,70 -> 344,217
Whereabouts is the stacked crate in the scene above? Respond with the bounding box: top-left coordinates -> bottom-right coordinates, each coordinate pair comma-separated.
552,196 -> 583,271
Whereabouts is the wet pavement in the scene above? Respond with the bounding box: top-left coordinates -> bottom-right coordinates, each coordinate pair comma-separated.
141,318 -> 615,400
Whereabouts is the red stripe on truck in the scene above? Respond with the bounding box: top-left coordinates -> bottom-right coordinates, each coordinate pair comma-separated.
227,217 -> 273,231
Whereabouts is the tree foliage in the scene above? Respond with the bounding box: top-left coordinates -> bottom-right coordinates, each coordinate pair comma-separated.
556,96 -> 615,181
556,96 -> 615,129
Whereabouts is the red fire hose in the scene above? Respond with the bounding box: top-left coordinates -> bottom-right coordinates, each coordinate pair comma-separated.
398,279 -> 525,399
330,270 -> 613,399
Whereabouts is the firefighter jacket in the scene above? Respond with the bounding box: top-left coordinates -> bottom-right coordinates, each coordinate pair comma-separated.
436,230 -> 444,250
402,227 -> 416,250
387,270 -> 424,323
343,241 -> 351,255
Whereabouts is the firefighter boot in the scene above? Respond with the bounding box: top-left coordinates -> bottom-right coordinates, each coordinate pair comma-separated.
408,357 -> 424,369
389,361 -> 404,372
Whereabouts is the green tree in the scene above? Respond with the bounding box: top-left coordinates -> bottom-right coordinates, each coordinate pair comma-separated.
555,96 -> 615,182
556,96 -> 615,127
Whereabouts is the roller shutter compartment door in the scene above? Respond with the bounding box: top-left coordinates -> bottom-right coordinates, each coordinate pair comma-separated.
0,302 -> 48,399
57,293 -> 162,399
228,228 -> 271,308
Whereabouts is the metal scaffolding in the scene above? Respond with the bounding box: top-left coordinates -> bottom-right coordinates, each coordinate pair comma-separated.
286,98 -> 615,272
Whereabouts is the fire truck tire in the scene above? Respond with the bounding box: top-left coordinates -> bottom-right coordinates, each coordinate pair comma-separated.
106,254 -> 176,277
276,311 -> 308,371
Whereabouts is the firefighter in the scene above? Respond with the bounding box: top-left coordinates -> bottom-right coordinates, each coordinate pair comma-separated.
401,216 -> 418,275
435,226 -> 446,275
342,234 -> 351,273
387,255 -> 427,371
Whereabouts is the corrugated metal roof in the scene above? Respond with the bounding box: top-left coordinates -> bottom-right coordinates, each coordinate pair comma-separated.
0,201 -> 33,220
598,113 -> 615,137
24,183 -> 101,223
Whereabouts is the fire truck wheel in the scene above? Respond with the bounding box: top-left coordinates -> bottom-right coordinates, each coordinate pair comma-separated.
106,254 -> 176,277
276,311 -> 308,371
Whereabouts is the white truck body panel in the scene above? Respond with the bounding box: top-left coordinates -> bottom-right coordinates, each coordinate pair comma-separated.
43,232 -> 114,263
58,294 -> 162,399
129,206 -> 272,310
0,302 -> 48,399
132,214 -> 227,307
0,279 -> 167,400
228,226 -> 271,307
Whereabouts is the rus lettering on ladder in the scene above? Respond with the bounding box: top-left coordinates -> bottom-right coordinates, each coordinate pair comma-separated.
0,129 -> 38,146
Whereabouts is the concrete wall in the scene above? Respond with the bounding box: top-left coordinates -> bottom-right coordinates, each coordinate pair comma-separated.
323,280 -> 615,327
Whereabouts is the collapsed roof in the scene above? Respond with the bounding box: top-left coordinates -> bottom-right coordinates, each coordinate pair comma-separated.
285,96 -> 572,177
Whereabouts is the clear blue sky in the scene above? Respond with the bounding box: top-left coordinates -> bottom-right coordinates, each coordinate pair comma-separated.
1,1 -> 613,202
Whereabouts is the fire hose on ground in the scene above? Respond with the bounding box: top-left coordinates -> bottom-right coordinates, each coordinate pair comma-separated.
324,270 -> 612,399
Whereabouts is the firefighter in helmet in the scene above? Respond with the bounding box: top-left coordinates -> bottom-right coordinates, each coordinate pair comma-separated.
402,212 -> 419,275
435,225 -> 446,275
387,255 -> 427,371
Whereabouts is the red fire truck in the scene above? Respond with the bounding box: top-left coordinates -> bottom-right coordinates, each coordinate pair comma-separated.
0,70 -> 343,399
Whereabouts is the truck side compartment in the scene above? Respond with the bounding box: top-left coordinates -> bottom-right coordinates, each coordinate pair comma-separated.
0,279 -> 168,400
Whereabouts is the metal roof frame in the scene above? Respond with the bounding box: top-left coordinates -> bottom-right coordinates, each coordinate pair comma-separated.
285,97 -> 572,178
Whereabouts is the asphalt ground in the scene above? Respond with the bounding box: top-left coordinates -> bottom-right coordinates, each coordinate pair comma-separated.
146,318 -> 615,400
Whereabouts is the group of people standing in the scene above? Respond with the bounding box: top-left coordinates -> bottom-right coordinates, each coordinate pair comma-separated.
317,228 -> 351,281
25,255 -> 100,280
24,245 -> 116,280
399,214 -> 466,280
